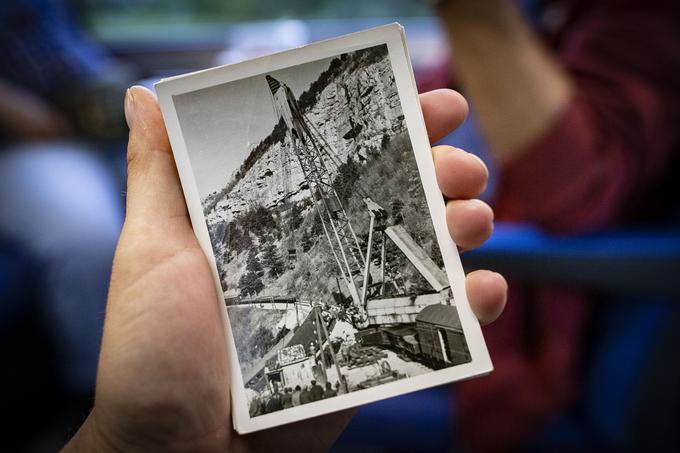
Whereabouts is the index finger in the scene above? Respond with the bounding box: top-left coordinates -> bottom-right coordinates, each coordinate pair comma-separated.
419,89 -> 469,144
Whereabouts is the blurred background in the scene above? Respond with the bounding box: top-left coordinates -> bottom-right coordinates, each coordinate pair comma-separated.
1,0 -> 678,451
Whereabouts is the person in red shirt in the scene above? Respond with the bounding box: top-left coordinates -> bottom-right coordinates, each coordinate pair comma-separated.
436,0 -> 680,450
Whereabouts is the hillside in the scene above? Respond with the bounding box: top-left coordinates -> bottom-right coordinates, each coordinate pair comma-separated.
202,44 -> 444,306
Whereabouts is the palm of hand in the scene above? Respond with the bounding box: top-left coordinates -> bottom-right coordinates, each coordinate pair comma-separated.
98,180 -> 358,453
96,215 -> 231,447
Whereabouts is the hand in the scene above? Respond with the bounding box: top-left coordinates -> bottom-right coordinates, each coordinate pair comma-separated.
64,86 -> 506,452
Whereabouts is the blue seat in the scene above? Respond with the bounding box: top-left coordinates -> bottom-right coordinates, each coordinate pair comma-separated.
464,222 -> 680,451
463,223 -> 680,297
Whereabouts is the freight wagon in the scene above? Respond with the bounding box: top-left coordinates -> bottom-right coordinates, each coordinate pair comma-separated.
415,304 -> 470,366
355,303 -> 471,368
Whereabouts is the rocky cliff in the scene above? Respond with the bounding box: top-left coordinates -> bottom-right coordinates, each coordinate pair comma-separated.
204,45 -> 405,232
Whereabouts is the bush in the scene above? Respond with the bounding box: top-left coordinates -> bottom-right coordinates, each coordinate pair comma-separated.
246,251 -> 264,276
238,271 -> 264,297
252,325 -> 275,356
332,158 -> 361,203
262,243 -> 285,278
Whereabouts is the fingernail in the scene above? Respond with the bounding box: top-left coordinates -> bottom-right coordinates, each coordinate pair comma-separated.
124,88 -> 136,129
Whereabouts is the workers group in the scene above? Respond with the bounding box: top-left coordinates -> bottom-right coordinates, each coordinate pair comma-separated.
249,380 -> 345,417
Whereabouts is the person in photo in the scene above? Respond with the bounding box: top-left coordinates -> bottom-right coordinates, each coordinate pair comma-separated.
266,386 -> 284,414
292,385 -> 302,407
282,388 -> 293,409
300,385 -> 313,405
323,382 -> 338,399
310,380 -> 324,402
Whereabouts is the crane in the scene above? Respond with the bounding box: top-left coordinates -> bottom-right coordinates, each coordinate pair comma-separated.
265,74 -> 450,329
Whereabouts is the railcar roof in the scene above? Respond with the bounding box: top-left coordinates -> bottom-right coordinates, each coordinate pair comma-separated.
415,304 -> 462,330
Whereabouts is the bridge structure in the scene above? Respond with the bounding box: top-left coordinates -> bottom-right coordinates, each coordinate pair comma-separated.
226,295 -> 313,310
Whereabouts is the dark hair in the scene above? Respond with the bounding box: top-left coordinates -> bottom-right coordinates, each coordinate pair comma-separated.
311,380 -> 316,385
326,382 -> 332,389
295,385 -> 301,391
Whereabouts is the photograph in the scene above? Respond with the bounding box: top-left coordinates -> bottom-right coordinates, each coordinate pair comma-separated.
157,24 -> 491,433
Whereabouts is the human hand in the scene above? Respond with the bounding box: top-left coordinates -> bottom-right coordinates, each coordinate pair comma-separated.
63,86 -> 506,452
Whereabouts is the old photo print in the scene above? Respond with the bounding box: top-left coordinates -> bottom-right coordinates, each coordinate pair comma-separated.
156,24 -> 491,433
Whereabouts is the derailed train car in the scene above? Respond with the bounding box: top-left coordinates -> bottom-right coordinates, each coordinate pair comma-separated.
356,304 -> 471,368
414,304 -> 470,366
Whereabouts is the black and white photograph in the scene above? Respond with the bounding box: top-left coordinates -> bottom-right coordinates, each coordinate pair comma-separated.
156,24 -> 491,433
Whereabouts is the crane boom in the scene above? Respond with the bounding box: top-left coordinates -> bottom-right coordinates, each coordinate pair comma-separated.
265,74 -> 450,328
267,75 -> 368,319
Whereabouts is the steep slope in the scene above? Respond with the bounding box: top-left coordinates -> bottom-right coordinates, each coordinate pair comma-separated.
202,44 -> 442,305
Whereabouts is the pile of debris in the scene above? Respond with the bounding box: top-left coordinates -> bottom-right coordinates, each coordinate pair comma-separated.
342,344 -> 388,369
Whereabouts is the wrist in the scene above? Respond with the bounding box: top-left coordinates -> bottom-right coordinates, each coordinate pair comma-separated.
62,410 -> 118,453
63,405 -> 233,453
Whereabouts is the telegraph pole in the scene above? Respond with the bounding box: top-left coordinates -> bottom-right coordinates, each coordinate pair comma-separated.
313,306 -> 329,383
317,305 -> 347,393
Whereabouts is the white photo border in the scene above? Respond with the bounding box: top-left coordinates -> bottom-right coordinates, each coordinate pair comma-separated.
156,23 -> 492,434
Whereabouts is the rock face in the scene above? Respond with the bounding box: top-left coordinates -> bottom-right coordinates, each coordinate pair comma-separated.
205,46 -> 405,233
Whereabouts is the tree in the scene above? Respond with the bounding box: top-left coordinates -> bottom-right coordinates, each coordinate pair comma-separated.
309,216 -> 323,239
238,271 -> 264,297
262,243 -> 285,278
332,158 -> 361,203
289,202 -> 304,230
300,232 -> 313,253
251,204 -> 276,239
252,325 -> 275,356
237,203 -> 277,240
246,250 -> 264,276
229,225 -> 253,255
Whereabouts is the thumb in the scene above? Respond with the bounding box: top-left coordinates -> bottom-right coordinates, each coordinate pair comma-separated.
124,85 -> 188,223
